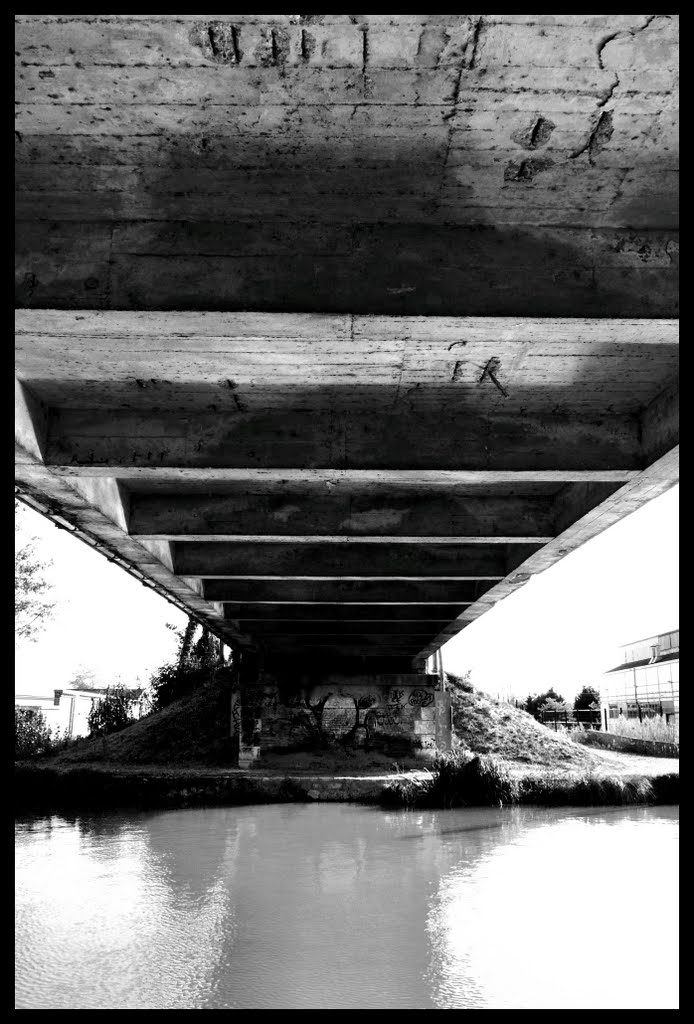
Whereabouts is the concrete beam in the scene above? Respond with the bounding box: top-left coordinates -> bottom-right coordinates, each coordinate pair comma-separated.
34,468 -> 643,484
552,481 -> 623,535
203,579 -> 490,604
129,490 -> 556,541
45,408 -> 642,473
15,379 -> 48,465
257,633 -> 433,644
223,604 -> 466,621
236,621 -> 451,636
173,541 -> 519,579
640,382 -> 679,464
262,643 -> 427,656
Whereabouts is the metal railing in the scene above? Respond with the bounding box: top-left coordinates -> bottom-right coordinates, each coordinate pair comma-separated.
539,709 -> 601,731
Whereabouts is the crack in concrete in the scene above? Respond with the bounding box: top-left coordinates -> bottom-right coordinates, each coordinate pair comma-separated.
572,17 -> 663,167
468,15 -> 484,69
359,26 -> 372,97
596,73 -> 619,109
439,64 -> 465,192
597,14 -> 659,71
570,109 -> 614,166
436,16 -> 484,199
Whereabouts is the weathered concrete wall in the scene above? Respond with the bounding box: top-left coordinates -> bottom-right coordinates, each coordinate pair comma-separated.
14,763 -> 402,810
232,673 -> 451,764
573,729 -> 679,759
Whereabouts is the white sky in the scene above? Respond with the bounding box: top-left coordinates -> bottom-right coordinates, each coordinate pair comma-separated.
15,484 -> 678,701
15,505 -> 189,696
442,483 -> 679,701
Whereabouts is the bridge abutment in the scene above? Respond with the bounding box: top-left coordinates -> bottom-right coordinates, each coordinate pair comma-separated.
231,669 -> 452,767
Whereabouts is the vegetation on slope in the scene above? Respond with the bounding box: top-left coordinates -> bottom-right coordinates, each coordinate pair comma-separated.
446,674 -> 598,771
50,677 -> 235,766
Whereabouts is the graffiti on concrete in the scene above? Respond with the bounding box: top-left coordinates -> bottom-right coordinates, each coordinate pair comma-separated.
408,689 -> 435,708
243,689 -> 278,713
374,704 -> 403,729
390,689 -> 405,705
356,694 -> 378,710
230,695 -> 241,736
288,691 -> 335,746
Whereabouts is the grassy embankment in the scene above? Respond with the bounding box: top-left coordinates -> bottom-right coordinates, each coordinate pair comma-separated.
49,680 -> 236,766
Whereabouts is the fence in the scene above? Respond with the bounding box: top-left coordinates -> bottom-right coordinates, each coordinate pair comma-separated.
539,709 -> 601,731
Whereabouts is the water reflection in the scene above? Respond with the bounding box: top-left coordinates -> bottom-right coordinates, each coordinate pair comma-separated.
16,804 -> 678,1009
426,808 -> 679,1010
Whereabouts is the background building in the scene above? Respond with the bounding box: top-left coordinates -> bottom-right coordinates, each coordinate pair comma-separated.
601,630 -> 679,731
15,687 -> 106,739
15,686 -> 147,740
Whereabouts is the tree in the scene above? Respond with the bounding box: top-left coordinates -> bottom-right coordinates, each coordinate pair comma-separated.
175,618 -> 197,669
538,695 -> 571,714
192,626 -> 217,667
574,685 -> 601,712
522,688 -> 567,718
65,665 -> 102,691
15,707 -> 53,758
15,500 -> 56,643
87,685 -> 139,736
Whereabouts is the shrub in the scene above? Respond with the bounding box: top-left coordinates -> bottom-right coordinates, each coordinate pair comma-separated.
446,671 -> 474,693
15,708 -> 85,760
517,772 -> 656,806
15,707 -> 53,759
382,752 -> 518,809
148,662 -> 218,710
87,685 -> 139,736
430,751 -> 518,808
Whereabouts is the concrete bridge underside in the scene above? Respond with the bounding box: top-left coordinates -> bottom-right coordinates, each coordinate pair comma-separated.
16,17 -> 678,697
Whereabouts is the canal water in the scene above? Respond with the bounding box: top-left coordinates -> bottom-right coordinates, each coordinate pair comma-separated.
15,803 -> 678,1010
